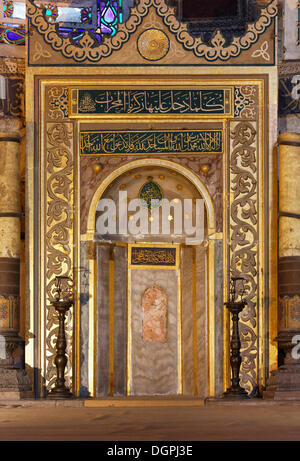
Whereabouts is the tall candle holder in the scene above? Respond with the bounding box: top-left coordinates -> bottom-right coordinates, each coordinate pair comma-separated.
223,277 -> 249,399
47,276 -> 74,399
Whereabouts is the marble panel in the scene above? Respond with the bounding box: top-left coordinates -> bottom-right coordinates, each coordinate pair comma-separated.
79,242 -> 90,396
96,245 -> 110,396
142,285 -> 168,343
181,247 -> 194,395
196,245 -> 208,398
214,240 -> 224,397
113,246 -> 127,396
130,269 -> 178,396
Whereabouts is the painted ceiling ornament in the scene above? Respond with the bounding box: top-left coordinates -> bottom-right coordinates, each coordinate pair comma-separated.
137,28 -> 170,61
139,180 -> 163,210
26,0 -> 277,63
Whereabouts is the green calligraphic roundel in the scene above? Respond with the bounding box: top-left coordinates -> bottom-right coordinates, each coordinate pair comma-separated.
139,181 -> 162,209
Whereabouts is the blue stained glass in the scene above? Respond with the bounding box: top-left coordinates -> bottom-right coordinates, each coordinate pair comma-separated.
81,7 -> 93,24
1,0 -> 127,46
103,6 -> 116,24
58,0 -> 123,44
0,26 -> 26,45
101,24 -> 112,34
2,1 -> 14,18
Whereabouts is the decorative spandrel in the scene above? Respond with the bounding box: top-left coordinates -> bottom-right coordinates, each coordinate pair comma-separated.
0,0 -> 125,46
27,0 -> 277,65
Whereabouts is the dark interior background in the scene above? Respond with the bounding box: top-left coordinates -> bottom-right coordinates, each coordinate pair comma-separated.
182,0 -> 239,20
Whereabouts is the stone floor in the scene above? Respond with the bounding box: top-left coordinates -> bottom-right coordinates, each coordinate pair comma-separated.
0,399 -> 300,441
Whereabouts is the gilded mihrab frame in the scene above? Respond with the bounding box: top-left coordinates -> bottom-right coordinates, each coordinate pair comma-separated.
25,0 -> 278,398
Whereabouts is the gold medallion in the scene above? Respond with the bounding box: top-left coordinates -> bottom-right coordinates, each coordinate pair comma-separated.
137,29 -> 170,61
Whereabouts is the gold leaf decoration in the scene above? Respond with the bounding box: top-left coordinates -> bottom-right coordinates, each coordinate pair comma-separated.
137,28 -> 170,61
33,41 -> 52,62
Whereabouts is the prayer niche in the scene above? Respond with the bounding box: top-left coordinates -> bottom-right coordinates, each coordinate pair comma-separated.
142,285 -> 168,343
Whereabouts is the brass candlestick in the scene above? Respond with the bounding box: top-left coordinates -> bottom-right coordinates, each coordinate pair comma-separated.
47,276 -> 74,399
223,277 -> 249,399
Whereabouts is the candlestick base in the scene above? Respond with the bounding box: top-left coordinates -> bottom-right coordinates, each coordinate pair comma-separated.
223,387 -> 249,399
47,387 -> 74,399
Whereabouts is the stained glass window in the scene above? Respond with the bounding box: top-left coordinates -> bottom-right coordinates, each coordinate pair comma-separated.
0,0 -> 125,46
3,0 -> 14,18
58,0 -> 123,44
43,4 -> 58,23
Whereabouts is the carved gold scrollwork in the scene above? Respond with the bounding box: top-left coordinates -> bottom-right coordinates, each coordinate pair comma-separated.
234,86 -> 258,120
45,122 -> 74,390
47,87 -> 69,121
230,120 -> 258,395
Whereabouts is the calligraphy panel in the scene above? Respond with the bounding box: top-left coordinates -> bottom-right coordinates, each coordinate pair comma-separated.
70,88 -> 233,118
80,130 -> 223,155
129,245 -> 178,269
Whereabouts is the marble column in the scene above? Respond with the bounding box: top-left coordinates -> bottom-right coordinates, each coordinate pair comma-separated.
0,131 -> 31,398
264,132 -> 300,399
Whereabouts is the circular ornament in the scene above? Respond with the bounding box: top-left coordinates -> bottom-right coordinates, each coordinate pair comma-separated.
43,4 -> 58,23
81,8 -> 93,24
3,1 -> 14,18
139,181 -> 162,209
137,29 -> 170,62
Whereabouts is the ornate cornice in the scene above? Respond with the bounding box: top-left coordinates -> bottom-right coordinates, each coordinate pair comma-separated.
27,0 -> 277,63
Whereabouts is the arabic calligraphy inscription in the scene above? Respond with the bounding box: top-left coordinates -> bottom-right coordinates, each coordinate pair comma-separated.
131,247 -> 177,267
80,130 -> 223,155
72,88 -> 231,116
